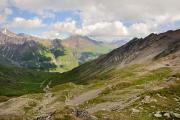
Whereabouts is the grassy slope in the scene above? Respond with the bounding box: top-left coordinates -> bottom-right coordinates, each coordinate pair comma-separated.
49,39 -> 118,73
0,65 -> 63,96
52,64 -> 179,120
94,82 -> 180,120
0,63 -> 179,120
54,41 -> 117,72
50,47 -> 79,73
78,66 -> 172,107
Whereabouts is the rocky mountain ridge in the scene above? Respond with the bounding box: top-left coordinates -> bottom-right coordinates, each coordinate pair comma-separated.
63,29 -> 180,82
96,30 -> 180,67
0,28 -> 118,72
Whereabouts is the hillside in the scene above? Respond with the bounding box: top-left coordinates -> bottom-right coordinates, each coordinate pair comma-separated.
0,29 -> 179,120
52,35 -> 117,72
0,65 -> 62,96
0,29 -> 118,72
60,29 -> 180,82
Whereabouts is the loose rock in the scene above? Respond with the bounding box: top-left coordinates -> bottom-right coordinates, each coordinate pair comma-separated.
142,96 -> 157,104
154,111 -> 162,118
173,113 -> 180,118
131,108 -> 140,113
73,108 -> 97,120
164,112 -> 170,118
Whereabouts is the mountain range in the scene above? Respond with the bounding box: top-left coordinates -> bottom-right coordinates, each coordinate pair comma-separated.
0,28 -> 118,72
0,29 -> 179,120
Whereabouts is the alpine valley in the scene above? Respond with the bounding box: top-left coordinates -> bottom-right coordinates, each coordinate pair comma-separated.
0,28 -> 179,120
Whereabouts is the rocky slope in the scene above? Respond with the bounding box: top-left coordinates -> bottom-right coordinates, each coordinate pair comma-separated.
66,29 -> 180,81
96,30 -> 180,67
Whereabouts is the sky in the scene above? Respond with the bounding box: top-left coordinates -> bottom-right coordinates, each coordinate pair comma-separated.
0,0 -> 180,41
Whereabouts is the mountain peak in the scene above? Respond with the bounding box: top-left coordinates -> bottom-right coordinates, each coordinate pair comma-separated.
68,35 -> 92,41
63,35 -> 102,45
0,28 -> 7,34
0,28 -> 19,38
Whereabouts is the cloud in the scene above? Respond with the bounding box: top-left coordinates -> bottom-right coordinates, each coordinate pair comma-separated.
2,0 -> 180,40
78,21 -> 128,37
11,17 -> 44,28
52,19 -> 77,34
0,8 -> 12,24
0,0 -> 9,8
13,0 -> 180,24
128,22 -> 154,37
52,19 -> 128,37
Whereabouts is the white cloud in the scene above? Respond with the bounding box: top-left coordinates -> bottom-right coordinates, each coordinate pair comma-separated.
52,20 -> 128,38
128,23 -> 154,37
52,19 -> 77,34
2,0 -> 180,40
77,21 -> 128,37
0,8 -> 12,24
13,0 -> 180,24
154,14 -> 180,26
11,17 -> 44,28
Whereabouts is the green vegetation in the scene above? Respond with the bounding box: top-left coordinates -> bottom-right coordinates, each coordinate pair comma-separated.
0,65 -> 62,96
79,66 -> 172,109
51,48 -> 65,58
51,47 -> 79,73
146,81 -> 180,97
92,75 -> 180,120
117,82 -> 180,120
54,106 -> 77,120
0,62 -> 179,120
133,67 -> 171,85
0,36 -> 118,73
18,43 -> 57,70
